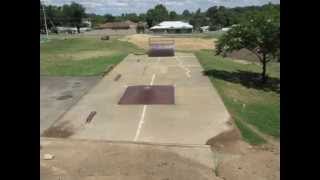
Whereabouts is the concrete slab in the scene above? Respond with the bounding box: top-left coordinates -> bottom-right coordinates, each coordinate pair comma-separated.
40,76 -> 100,135
44,53 -> 232,145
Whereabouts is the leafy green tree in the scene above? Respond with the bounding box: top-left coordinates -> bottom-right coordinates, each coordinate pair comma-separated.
146,4 -> 169,27
189,9 -> 208,31
216,11 -> 280,83
62,2 -> 86,33
138,13 -> 147,22
104,14 -> 115,22
206,6 -> 232,30
146,9 -> 155,27
182,9 -> 191,17
169,11 -> 178,20
126,13 -> 140,22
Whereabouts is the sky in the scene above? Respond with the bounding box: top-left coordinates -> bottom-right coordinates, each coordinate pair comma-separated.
43,0 -> 280,15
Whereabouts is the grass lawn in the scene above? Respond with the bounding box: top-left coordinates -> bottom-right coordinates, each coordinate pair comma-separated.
196,50 -> 280,145
40,36 -> 144,76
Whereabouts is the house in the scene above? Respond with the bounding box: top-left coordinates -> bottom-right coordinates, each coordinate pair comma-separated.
150,21 -> 193,34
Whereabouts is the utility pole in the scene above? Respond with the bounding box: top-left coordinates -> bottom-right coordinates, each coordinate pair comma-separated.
41,1 -> 49,39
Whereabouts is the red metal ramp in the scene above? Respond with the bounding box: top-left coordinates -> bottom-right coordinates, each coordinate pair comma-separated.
118,85 -> 175,105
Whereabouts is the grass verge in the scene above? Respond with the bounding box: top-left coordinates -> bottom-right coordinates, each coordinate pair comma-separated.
196,49 -> 280,144
40,36 -> 144,76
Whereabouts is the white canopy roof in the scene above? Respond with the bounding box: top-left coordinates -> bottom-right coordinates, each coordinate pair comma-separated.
150,21 -> 193,30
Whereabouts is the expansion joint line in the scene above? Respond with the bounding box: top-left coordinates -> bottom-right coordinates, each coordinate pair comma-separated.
133,73 -> 156,141
175,56 -> 191,78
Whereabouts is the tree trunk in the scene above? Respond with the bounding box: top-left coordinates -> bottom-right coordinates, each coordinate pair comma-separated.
261,53 -> 267,83
76,25 -> 80,33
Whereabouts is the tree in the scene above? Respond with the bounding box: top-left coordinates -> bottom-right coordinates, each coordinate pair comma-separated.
169,11 -> 178,20
126,13 -> 140,22
104,14 -> 115,22
146,9 -> 155,27
138,13 -> 147,22
62,2 -> 86,33
189,9 -> 208,31
146,4 -> 169,27
182,9 -> 191,17
216,11 -> 280,83
206,6 -> 232,30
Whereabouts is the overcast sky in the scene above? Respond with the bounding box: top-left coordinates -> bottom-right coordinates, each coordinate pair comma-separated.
43,0 -> 280,15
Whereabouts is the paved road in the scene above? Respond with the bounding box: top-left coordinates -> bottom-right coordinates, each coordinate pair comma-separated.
44,53 -> 231,145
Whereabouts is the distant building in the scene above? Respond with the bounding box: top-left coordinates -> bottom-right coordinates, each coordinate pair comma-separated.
82,18 -> 92,28
150,21 -> 193,34
56,27 -> 77,34
55,26 -> 91,34
221,27 -> 231,32
200,26 -> 210,32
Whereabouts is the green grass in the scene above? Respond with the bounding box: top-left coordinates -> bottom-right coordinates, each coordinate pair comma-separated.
199,31 -> 226,39
234,117 -> 266,145
40,36 -> 144,76
195,50 -> 280,144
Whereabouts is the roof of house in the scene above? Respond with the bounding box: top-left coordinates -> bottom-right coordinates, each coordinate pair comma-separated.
150,21 -> 193,30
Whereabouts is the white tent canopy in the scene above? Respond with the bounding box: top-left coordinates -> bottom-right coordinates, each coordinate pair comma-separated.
150,21 -> 193,30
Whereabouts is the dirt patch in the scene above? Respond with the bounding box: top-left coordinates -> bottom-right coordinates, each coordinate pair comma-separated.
121,34 -> 216,51
40,138 -> 220,180
42,121 -> 75,138
206,118 -> 280,180
206,122 -> 253,155
217,149 -> 280,180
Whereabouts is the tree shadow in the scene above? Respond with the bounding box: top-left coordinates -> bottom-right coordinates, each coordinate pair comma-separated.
203,69 -> 280,94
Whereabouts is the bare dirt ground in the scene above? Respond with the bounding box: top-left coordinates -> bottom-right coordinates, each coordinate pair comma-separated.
120,34 -> 217,51
40,130 -> 280,180
208,126 -> 280,180
41,138 -> 220,180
